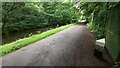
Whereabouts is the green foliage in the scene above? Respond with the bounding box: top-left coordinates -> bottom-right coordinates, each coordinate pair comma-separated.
0,23 -> 75,56
78,2 -> 118,39
111,61 -> 120,68
2,2 -> 79,35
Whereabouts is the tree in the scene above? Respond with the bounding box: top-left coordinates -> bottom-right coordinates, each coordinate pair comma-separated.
2,2 -> 25,29
2,2 -> 80,35
78,2 -> 118,39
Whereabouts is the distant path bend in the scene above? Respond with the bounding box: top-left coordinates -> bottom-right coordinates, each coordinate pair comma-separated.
1,25 -> 111,66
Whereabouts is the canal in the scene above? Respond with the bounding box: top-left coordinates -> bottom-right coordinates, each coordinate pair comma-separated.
2,26 -> 56,45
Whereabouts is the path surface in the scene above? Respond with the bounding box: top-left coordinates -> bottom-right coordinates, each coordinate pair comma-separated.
1,25 -> 111,66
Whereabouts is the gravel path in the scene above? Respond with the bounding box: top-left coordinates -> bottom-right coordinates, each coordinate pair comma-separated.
1,25 -> 111,66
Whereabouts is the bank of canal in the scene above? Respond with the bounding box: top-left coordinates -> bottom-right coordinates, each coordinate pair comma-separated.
2,26 -> 56,45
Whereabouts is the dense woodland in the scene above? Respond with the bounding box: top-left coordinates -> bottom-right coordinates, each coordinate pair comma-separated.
2,2 -> 119,39
2,2 -> 80,36
77,2 -> 118,39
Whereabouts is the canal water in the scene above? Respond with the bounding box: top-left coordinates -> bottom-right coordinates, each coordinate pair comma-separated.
2,26 -> 56,45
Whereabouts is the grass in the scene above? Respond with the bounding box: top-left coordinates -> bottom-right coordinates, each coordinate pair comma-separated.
0,23 -> 75,56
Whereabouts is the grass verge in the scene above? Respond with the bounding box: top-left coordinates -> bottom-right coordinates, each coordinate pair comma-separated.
0,23 -> 75,56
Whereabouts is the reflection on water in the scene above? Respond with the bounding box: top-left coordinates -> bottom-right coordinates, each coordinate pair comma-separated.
2,26 -> 56,45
